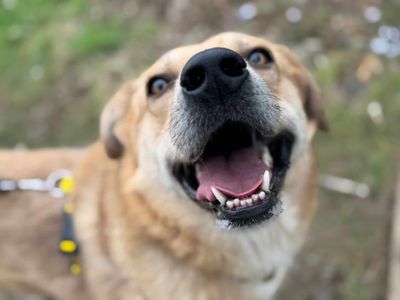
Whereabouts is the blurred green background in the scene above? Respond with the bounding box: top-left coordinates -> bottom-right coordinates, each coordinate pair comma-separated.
0,0 -> 399,299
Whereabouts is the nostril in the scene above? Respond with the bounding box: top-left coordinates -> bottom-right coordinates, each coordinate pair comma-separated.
220,56 -> 246,77
181,66 -> 206,92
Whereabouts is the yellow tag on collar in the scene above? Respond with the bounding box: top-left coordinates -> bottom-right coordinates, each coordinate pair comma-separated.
59,177 -> 75,195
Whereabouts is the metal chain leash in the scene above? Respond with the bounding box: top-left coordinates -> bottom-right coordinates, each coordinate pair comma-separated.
0,169 -> 74,198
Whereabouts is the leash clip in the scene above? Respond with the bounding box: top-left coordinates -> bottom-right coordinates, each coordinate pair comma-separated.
46,169 -> 75,198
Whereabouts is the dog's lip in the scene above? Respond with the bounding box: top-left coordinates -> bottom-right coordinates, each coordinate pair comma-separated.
171,122 -> 294,228
219,199 -> 272,220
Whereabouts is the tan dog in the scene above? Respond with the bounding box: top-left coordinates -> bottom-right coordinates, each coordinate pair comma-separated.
0,32 -> 327,299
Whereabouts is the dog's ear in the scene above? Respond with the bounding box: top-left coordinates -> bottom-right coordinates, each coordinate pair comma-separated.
280,46 -> 328,131
301,70 -> 329,131
100,82 -> 133,159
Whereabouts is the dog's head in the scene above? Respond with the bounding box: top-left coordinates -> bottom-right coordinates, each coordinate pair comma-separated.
100,32 -> 327,229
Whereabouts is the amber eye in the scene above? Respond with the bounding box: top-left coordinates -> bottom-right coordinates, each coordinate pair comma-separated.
247,48 -> 274,65
148,77 -> 170,96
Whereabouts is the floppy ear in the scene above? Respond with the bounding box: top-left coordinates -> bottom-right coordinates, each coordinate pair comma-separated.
100,82 -> 133,159
280,46 -> 328,131
301,70 -> 329,131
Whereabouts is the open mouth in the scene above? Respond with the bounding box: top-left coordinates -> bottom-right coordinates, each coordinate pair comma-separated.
172,121 -> 294,228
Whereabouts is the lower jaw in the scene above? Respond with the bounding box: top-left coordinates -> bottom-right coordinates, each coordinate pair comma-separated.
197,166 -> 289,228
216,200 -> 284,229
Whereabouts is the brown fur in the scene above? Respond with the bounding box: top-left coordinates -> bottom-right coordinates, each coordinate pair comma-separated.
0,33 -> 326,299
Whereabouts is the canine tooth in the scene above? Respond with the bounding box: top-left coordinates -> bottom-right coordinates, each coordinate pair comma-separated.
251,194 -> 259,201
233,199 -> 240,207
262,171 -> 271,191
262,147 -> 273,166
240,200 -> 247,207
259,191 -> 266,200
226,201 -> 234,209
246,199 -> 253,205
211,187 -> 227,205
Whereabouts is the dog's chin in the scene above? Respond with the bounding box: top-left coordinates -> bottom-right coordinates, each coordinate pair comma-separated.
171,121 -> 294,229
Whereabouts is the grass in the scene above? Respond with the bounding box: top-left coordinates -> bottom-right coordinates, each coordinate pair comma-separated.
0,0 -> 159,147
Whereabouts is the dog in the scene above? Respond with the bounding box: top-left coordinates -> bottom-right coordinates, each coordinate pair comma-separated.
0,32 -> 327,299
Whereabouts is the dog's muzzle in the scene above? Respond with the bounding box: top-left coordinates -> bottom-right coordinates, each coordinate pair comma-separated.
169,48 -> 294,228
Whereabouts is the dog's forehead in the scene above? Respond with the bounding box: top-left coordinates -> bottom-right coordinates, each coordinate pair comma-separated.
144,33 -> 278,76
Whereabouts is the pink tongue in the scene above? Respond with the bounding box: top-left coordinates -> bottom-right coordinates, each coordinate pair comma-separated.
196,147 -> 267,201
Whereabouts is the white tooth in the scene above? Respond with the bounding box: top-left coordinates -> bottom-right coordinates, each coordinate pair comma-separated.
251,194 -> 259,201
211,187 -> 227,205
226,201 -> 234,209
240,200 -> 247,207
262,171 -> 271,191
259,191 -> 266,200
233,199 -> 240,207
246,198 -> 253,205
262,147 -> 273,166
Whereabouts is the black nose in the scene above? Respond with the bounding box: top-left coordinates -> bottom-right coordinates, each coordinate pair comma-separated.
180,48 -> 248,99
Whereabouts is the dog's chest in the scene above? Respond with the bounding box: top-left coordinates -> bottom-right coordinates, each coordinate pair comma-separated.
131,206 -> 301,300
134,257 -> 289,300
